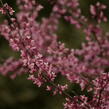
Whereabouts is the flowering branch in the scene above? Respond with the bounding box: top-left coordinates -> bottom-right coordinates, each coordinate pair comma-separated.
0,0 -> 109,109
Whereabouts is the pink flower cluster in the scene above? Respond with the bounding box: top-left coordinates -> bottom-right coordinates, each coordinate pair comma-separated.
90,2 -> 107,23
64,73 -> 109,109
0,0 -> 109,109
0,3 -> 14,15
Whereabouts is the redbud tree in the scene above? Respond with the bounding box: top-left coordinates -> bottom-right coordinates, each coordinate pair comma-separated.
0,0 -> 109,109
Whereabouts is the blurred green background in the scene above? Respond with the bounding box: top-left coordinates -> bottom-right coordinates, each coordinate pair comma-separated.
0,0 -> 109,109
